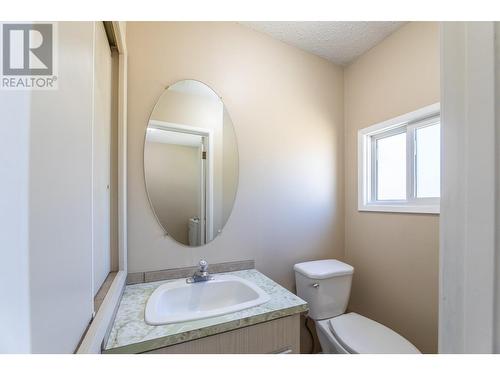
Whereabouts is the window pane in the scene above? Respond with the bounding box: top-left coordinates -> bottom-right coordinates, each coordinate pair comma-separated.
416,123 -> 440,198
376,132 -> 406,200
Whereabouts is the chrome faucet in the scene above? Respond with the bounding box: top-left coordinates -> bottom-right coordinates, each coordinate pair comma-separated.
186,260 -> 214,283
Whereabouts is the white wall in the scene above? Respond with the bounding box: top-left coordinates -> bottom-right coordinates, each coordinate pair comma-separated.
0,22 -> 96,353
0,91 -> 32,353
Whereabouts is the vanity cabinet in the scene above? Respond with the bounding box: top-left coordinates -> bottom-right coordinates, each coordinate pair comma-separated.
143,314 -> 300,354
103,269 -> 308,354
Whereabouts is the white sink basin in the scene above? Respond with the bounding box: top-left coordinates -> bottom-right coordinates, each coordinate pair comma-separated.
145,274 -> 270,325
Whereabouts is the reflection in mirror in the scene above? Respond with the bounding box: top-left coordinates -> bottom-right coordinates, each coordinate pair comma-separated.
144,80 -> 239,247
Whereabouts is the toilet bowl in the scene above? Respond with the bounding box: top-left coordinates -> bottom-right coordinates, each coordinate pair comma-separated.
294,259 -> 421,354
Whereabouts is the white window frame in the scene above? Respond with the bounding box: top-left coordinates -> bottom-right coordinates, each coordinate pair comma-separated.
358,103 -> 440,214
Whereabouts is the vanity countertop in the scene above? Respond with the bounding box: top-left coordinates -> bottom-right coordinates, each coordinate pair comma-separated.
103,269 -> 308,353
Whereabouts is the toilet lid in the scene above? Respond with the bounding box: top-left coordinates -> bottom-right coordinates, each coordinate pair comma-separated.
328,313 -> 420,354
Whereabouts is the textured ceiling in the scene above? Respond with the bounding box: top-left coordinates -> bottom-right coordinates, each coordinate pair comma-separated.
240,22 -> 406,65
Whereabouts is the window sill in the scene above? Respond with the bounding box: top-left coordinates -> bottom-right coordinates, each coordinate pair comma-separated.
358,203 -> 440,214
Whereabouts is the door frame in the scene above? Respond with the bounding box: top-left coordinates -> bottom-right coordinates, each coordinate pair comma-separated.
439,22 -> 497,353
77,21 -> 128,353
91,20 -> 112,299
148,119 -> 215,243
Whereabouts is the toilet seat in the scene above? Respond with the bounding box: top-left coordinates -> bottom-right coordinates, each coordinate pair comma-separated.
326,313 -> 421,354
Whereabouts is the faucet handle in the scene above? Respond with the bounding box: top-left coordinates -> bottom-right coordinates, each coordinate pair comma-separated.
199,260 -> 208,272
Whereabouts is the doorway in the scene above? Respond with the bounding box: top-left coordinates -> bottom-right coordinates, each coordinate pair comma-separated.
145,121 -> 214,246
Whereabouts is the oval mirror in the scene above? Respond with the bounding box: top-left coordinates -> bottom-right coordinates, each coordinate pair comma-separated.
144,80 -> 239,246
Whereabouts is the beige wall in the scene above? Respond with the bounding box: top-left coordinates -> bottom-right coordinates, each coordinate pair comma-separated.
127,21 -> 439,353
145,142 -> 200,243
127,22 -> 345,291
222,107 -> 238,226
344,22 -> 440,353
144,142 -> 200,244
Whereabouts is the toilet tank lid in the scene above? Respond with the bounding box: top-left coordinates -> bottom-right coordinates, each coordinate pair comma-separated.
294,259 -> 354,279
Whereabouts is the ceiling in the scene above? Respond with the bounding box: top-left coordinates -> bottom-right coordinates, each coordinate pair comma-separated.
240,22 -> 406,66
147,128 -> 203,147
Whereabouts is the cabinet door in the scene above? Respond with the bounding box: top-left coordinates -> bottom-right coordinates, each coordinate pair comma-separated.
92,21 -> 113,297
145,314 -> 300,354
27,22 -> 95,353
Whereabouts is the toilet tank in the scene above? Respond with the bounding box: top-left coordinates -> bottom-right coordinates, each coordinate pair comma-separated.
294,259 -> 354,320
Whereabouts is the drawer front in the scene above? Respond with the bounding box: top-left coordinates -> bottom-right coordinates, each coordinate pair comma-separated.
144,314 -> 300,354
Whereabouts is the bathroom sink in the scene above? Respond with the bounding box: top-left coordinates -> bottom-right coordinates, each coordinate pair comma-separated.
145,274 -> 270,325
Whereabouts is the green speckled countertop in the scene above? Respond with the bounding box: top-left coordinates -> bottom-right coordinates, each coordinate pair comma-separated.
103,269 -> 308,353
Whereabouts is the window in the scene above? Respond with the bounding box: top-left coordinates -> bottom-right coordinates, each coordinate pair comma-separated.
358,103 -> 440,214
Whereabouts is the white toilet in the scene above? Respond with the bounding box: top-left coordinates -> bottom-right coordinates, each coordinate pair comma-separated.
294,259 -> 421,354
